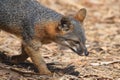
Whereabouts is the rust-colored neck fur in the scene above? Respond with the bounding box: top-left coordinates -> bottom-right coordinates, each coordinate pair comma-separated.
34,21 -> 59,44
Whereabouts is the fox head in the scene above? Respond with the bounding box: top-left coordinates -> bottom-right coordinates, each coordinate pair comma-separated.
42,8 -> 88,56
55,8 -> 89,56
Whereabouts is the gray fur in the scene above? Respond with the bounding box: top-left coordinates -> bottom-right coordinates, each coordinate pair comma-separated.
0,0 -> 62,41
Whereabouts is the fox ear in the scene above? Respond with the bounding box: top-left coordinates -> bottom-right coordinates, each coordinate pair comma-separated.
58,17 -> 72,32
74,8 -> 87,22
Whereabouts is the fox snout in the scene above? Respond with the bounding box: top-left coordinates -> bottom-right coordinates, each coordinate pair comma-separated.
73,41 -> 89,56
61,39 -> 89,56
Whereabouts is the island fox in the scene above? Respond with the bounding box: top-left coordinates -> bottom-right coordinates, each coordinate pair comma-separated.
0,0 -> 89,75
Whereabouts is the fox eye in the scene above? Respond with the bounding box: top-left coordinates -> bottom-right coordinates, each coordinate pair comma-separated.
74,41 -> 79,44
58,24 -> 73,32
62,24 -> 70,31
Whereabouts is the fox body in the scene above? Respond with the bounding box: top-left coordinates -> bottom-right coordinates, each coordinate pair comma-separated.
0,0 -> 88,75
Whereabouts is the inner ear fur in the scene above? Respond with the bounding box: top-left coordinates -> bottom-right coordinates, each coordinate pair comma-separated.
58,17 -> 72,31
60,17 -> 71,26
74,8 -> 87,22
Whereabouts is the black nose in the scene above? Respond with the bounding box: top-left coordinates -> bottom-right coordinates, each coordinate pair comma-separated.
84,49 -> 89,56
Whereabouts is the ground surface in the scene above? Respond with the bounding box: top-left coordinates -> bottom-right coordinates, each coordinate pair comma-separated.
0,0 -> 120,80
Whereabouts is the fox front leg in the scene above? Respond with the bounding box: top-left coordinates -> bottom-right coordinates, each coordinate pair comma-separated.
23,40 -> 52,75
